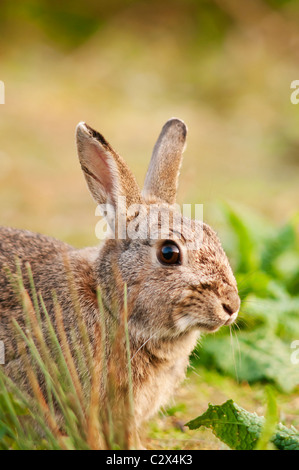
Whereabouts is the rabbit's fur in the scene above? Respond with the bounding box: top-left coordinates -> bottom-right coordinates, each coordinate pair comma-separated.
0,118 -> 240,435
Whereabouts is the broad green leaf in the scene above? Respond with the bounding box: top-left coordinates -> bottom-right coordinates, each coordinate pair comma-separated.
186,400 -> 299,450
199,329 -> 299,392
186,400 -> 263,450
243,294 -> 299,338
261,222 -> 297,276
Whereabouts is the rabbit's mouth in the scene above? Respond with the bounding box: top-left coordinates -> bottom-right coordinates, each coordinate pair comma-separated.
174,303 -> 239,334
174,288 -> 240,334
203,306 -> 239,332
224,311 -> 238,326
196,315 -> 238,333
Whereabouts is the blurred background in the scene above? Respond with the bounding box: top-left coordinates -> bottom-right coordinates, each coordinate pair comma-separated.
0,0 -> 298,246
0,0 -> 298,449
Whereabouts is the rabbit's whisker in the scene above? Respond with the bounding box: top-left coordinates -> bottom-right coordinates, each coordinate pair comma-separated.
229,325 -> 240,383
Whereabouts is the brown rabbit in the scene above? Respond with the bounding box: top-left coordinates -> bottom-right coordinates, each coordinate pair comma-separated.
0,118 -> 240,445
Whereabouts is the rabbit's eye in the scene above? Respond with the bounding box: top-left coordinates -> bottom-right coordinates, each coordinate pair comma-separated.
157,241 -> 181,265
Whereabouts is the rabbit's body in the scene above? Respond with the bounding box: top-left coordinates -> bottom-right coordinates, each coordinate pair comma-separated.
0,226 -> 198,424
0,227 -> 93,383
0,118 -> 240,441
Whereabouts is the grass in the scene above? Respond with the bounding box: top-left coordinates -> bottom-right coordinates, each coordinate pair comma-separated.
0,264 -> 137,450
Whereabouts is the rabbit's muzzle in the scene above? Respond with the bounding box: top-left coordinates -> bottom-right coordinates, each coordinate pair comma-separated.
176,283 -> 240,333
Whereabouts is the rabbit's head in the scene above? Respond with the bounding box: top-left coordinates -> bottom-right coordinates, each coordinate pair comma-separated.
76,119 -> 240,342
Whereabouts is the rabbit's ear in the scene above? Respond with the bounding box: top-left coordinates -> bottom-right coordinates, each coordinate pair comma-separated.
76,123 -> 141,211
142,118 -> 187,204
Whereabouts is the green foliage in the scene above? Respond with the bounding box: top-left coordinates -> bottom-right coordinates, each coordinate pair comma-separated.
201,330 -> 299,393
0,0 -> 232,50
186,399 -> 299,450
196,205 -> 299,392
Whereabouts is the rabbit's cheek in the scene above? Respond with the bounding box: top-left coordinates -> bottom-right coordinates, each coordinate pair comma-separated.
174,295 -> 238,333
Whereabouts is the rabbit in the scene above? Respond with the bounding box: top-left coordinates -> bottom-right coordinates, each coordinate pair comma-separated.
0,118 -> 240,445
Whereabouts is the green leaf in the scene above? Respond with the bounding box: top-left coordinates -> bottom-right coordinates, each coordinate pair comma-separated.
222,204 -> 259,273
186,400 -> 262,450
186,400 -> 299,450
199,329 -> 299,392
243,293 -> 299,339
236,271 -> 272,299
261,222 -> 297,276
272,423 -> 299,450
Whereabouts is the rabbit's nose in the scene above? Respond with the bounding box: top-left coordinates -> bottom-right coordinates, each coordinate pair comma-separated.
221,287 -> 240,316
